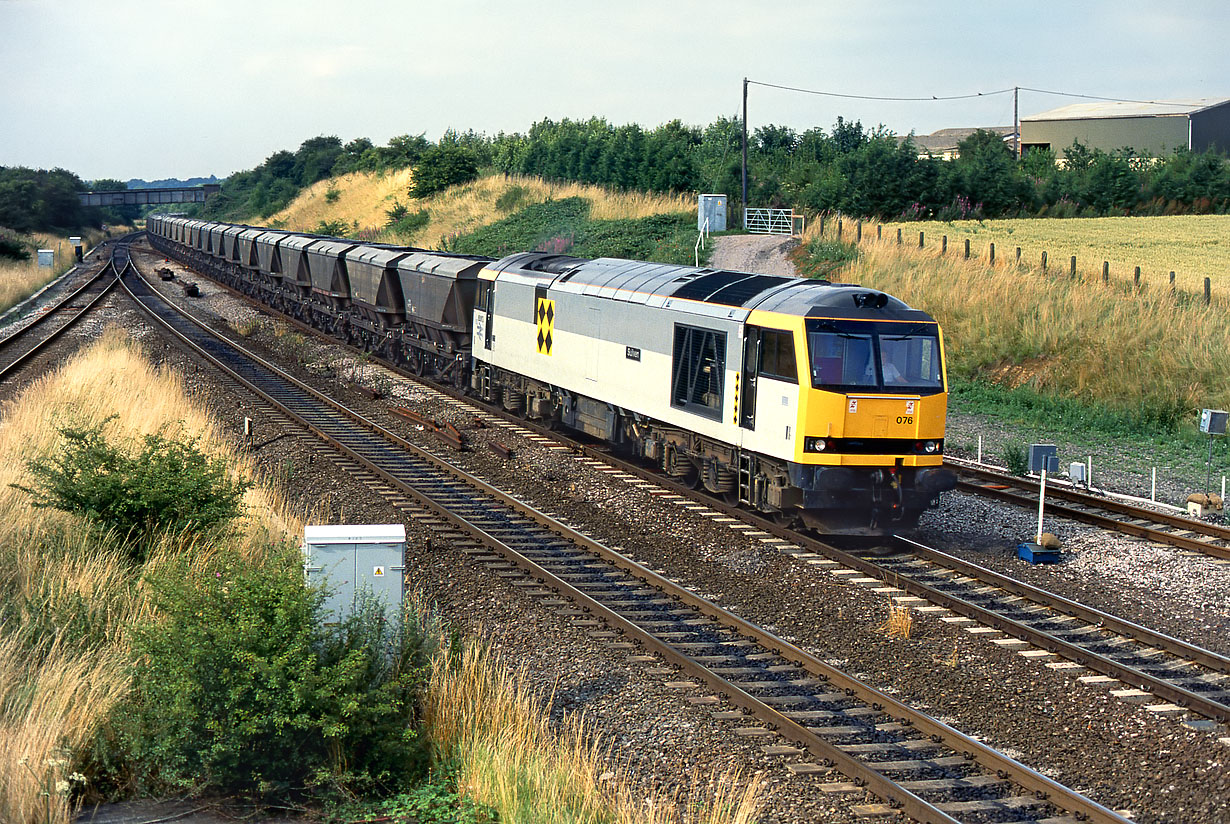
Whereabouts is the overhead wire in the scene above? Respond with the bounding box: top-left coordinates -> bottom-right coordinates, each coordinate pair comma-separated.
748,79 -> 1200,108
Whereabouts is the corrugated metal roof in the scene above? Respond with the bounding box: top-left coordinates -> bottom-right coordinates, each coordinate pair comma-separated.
1023,98 -> 1230,122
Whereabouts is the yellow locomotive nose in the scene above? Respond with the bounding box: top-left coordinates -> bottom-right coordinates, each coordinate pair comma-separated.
843,396 -> 924,439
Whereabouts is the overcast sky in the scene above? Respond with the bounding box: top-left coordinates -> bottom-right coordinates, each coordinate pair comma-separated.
1,0 -> 1226,181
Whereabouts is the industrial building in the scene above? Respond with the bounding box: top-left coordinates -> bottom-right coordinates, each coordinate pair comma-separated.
904,126 -> 1015,160
1020,98 -> 1230,159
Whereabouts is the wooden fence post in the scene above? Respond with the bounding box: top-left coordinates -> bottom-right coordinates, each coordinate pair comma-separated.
856,220 -> 862,242
1170,271 -> 1176,292
1206,277 -> 1212,305
819,215 -> 825,235
1134,266 -> 1141,288
919,231 -> 924,248
964,238 -> 970,259
837,220 -> 842,239
989,243 -> 995,264
1016,247 -> 1022,264
877,225 -> 882,240
896,227 -> 902,244
1070,256 -> 1076,277
1102,261 -> 1109,284
1041,251 -> 1047,271
942,236 -> 948,255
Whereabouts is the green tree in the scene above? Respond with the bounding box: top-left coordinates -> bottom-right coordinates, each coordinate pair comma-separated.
410,145 -> 479,198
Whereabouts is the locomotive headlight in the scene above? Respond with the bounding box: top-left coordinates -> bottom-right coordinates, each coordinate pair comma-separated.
917,440 -> 939,454
804,437 -> 834,453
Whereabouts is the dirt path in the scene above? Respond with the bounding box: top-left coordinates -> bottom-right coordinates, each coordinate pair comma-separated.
707,233 -> 800,276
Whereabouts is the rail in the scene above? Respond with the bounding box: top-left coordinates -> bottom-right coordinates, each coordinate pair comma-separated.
951,459 -> 1230,560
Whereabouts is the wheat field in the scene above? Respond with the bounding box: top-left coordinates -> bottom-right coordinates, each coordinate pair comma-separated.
875,214 -> 1230,294
268,172 -> 695,248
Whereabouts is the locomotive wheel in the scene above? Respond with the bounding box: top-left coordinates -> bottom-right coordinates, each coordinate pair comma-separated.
663,446 -> 699,488
702,461 -> 736,495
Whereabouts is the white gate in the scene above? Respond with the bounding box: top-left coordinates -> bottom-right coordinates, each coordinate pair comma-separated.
744,208 -> 796,235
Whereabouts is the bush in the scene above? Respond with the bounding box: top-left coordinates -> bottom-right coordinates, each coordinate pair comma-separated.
0,229 -> 29,261
111,544 -> 434,800
1003,441 -> 1029,476
14,419 -> 250,557
410,146 -> 479,199
315,219 -> 351,237
330,766 -> 495,824
494,184 -> 530,213
796,237 -> 858,279
388,208 -> 431,238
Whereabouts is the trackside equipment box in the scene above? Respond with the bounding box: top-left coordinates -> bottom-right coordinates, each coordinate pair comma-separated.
303,524 -> 406,623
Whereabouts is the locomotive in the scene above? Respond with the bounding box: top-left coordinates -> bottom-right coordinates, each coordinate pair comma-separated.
147,215 -> 956,532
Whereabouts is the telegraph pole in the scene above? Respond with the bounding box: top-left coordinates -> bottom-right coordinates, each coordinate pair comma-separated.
741,77 -> 749,229
1014,86 -> 1020,158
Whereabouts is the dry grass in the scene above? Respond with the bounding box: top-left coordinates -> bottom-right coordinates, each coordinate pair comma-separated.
0,327 -> 298,543
0,328 -> 299,824
266,168 -> 417,236
0,229 -> 107,315
425,640 -> 765,824
879,601 -> 914,640
875,214 -> 1230,295
805,219 -> 1230,416
268,172 -> 694,249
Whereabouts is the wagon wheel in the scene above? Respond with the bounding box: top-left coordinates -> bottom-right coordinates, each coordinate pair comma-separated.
409,351 -> 426,377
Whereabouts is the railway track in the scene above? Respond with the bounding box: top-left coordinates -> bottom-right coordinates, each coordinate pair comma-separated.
122,248 -> 1133,824
0,241 -> 123,382
536,441 -> 1230,727
951,459 -> 1230,562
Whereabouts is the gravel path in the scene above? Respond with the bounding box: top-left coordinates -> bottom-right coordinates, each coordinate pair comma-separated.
708,234 -> 799,276
19,244 -> 1226,822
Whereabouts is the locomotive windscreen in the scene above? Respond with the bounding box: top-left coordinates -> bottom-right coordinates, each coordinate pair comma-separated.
806,320 -> 942,394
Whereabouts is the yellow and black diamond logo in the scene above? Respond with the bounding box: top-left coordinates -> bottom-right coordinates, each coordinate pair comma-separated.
536,297 -> 554,356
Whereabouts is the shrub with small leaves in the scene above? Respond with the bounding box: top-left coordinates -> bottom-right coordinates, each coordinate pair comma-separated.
110,544 -> 434,800
1003,441 -> 1029,476
14,419 -> 250,557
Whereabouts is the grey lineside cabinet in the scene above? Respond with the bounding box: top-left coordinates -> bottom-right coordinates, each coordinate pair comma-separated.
303,524 -> 406,624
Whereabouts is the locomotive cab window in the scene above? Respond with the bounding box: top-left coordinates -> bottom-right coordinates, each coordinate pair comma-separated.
671,325 -> 726,420
757,329 -> 798,383
807,320 -> 943,394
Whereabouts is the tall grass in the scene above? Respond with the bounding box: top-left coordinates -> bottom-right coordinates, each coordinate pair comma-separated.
0,229 -> 107,315
425,641 -> 765,824
266,168 -> 417,238
802,219 -> 1230,427
268,172 -> 694,249
0,328 -> 299,824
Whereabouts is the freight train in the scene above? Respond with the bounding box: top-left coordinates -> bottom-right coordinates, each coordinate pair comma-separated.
146,215 -> 956,532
